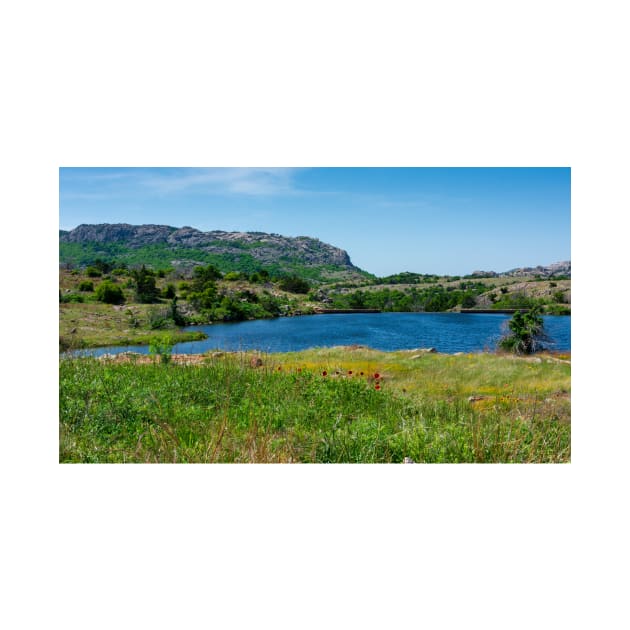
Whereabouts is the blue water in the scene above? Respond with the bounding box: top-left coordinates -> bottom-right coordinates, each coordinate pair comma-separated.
73,312 -> 571,357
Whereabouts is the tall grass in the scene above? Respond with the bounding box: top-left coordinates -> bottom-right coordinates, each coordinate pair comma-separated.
60,352 -> 570,463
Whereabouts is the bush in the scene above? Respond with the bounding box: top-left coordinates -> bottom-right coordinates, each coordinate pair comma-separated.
189,285 -> 218,311
60,292 -> 85,303
278,275 -> 310,294
95,280 -> 125,305
147,306 -> 172,330
161,283 -> 176,299
86,266 -> 102,278
224,271 -> 244,281
149,334 -> 174,364
78,281 -> 94,292
498,307 -> 550,354
192,264 -> 223,291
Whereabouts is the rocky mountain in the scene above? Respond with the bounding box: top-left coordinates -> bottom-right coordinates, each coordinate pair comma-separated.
500,261 -> 571,278
470,261 -> 571,278
59,223 -> 365,281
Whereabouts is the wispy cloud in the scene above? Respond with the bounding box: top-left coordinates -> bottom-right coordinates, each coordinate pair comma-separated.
138,168 -> 303,197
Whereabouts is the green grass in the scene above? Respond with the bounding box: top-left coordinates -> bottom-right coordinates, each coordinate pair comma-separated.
60,350 -> 570,463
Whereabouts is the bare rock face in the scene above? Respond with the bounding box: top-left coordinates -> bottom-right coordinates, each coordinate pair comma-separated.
500,261 -> 571,278
61,223 -> 177,246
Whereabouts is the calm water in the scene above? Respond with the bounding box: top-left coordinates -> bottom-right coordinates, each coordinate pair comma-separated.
75,312 -> 571,357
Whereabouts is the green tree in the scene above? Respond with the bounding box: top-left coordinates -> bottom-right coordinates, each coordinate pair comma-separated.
189,285 -> 218,311
498,307 -> 549,355
162,283 -> 176,299
131,265 -> 159,303
95,280 -> 125,305
169,297 -> 187,326
192,264 -> 223,291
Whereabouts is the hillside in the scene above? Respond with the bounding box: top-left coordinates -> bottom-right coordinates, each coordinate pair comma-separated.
470,261 -> 571,278
60,223 -> 369,283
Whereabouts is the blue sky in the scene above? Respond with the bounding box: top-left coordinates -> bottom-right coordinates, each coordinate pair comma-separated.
59,167 -> 570,276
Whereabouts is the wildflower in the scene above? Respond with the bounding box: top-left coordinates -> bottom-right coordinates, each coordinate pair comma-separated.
277,366 -> 282,371
348,370 -> 353,375
322,371 -> 328,377
374,373 -> 380,379
360,371 -> 364,376
375,384 -> 381,390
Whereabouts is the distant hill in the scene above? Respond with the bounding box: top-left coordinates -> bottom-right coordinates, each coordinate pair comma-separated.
470,261 -> 571,278
59,223 -> 370,282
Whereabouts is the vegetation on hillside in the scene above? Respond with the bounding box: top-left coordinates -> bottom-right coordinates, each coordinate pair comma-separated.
59,262 -> 319,350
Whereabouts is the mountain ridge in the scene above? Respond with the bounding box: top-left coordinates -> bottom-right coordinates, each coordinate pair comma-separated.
59,223 -> 570,279
59,223 -> 364,281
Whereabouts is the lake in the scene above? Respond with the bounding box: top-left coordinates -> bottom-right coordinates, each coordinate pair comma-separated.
74,312 -> 571,357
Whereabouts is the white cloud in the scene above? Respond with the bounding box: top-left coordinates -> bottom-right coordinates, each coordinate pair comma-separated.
138,167 -> 303,196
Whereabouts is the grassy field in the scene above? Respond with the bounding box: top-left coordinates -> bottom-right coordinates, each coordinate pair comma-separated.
59,301 -> 208,350
59,347 -> 570,463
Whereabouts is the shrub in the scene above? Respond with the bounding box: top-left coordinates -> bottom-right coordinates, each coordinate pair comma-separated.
86,266 -> 102,278
95,280 -> 125,305
147,306 -> 171,330
161,283 -> 176,299
278,275 -> 310,294
189,285 -> 218,311
224,271 -> 244,281
553,290 -> 566,304
60,292 -> 85,303
498,307 -> 550,354
149,334 -> 174,364
192,264 -> 223,291
78,281 -> 94,292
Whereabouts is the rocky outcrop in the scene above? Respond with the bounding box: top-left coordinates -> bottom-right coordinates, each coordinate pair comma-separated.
60,223 -> 357,270
500,261 -> 571,278
466,261 -> 571,278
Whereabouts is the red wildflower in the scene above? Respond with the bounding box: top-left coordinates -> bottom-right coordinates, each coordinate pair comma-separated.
322,371 -> 328,377
348,370 -> 353,375
374,373 -> 380,379
375,384 -> 381,390
277,366 -> 282,371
